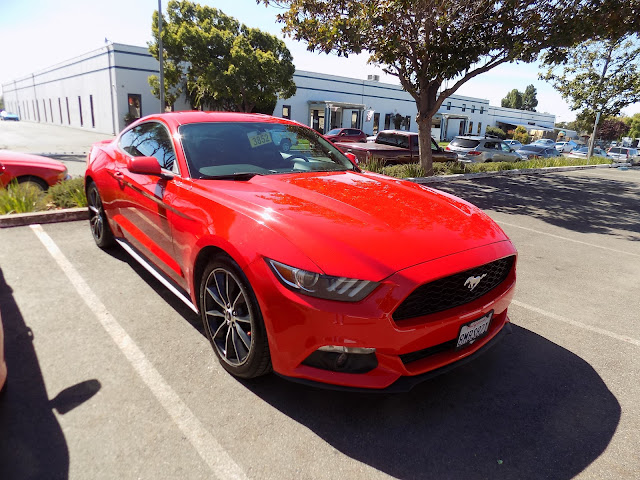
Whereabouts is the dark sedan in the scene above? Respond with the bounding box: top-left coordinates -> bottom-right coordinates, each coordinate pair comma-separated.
516,144 -> 562,160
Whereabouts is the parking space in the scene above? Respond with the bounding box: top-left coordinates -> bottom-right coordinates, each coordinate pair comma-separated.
1,167 -> 639,479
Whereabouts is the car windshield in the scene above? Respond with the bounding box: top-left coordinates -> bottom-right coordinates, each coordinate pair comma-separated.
326,129 -> 342,135
521,145 -> 545,153
179,122 -> 355,179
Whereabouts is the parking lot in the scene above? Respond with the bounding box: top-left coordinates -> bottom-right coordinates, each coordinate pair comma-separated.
1,154 -> 639,477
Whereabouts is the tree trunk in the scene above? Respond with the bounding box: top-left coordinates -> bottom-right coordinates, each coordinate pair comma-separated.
417,114 -> 434,176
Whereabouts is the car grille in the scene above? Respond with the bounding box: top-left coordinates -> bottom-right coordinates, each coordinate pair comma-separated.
392,256 -> 515,322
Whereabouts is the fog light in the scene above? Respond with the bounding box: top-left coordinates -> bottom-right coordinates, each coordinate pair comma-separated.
302,346 -> 378,373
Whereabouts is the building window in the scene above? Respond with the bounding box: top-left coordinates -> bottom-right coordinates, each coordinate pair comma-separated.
49,99 -> 53,123
282,105 -> 291,119
66,97 -> 71,124
447,102 -> 451,111
58,98 -> 63,123
34,100 -> 40,122
462,104 -> 466,112
373,113 -> 380,134
405,116 -> 411,131
468,121 -> 474,133
90,95 -> 96,128
351,111 -> 359,128
128,94 -> 142,119
310,109 -> 325,134
384,113 -> 391,130
78,96 -> 83,126
471,104 -> 475,113
478,122 -> 482,134
480,106 -> 484,114
43,99 -> 48,122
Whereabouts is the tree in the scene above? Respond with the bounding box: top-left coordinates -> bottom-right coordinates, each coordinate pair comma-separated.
485,126 -> 506,139
599,118 -> 630,141
501,89 -> 523,110
149,0 -> 296,113
522,85 -> 538,111
541,33 -> 640,156
512,126 -> 531,145
263,0 -> 637,175
625,113 -> 640,139
0,96 -> 4,110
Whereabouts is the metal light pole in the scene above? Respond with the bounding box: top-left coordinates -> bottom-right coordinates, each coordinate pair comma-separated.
158,0 -> 165,113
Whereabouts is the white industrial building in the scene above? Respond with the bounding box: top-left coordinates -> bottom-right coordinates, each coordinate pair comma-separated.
2,42 -> 555,140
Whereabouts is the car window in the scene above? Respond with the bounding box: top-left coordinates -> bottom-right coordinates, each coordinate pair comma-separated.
450,138 -> 480,148
179,122 -> 354,178
610,148 -> 620,154
410,136 -> 419,149
347,129 -> 360,136
500,142 -> 511,152
119,122 -> 177,172
396,135 -> 410,149
326,129 -> 342,136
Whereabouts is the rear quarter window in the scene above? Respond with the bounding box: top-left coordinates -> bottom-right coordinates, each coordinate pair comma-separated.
450,138 -> 480,148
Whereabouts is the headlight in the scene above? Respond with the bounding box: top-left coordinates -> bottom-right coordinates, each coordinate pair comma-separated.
266,259 -> 379,302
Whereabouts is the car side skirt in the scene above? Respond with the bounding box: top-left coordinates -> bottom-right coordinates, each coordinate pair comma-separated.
116,239 -> 199,314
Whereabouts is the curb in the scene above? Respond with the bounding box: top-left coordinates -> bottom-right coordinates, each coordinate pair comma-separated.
408,162 -> 632,184
0,207 -> 87,228
0,162 -> 633,228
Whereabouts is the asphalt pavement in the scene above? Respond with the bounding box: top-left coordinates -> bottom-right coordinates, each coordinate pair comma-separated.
0,167 -> 638,479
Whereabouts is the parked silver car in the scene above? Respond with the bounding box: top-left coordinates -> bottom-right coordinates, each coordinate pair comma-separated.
446,135 -> 522,162
516,144 -> 563,160
607,146 -> 639,164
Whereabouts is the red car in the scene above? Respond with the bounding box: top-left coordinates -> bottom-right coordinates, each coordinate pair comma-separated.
85,112 -> 517,391
0,151 -> 69,190
324,128 -> 367,143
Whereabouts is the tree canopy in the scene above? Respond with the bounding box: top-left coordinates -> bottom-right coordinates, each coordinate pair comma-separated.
624,113 -> 640,139
501,89 -> 523,110
598,117 -> 630,141
501,85 -> 538,111
263,0 -> 639,175
149,0 -> 296,113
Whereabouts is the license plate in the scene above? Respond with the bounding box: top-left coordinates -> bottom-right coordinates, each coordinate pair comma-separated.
456,311 -> 493,350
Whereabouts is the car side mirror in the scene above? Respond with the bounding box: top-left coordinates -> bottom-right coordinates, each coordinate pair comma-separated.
128,156 -> 174,180
345,152 -> 359,166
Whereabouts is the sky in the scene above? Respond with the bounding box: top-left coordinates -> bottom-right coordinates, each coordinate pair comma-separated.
1,0 -> 638,123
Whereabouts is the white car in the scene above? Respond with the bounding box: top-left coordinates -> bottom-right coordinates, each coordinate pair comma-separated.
555,140 -> 577,153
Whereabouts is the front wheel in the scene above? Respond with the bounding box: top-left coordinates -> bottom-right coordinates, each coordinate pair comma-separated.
87,182 -> 115,248
200,256 -> 271,379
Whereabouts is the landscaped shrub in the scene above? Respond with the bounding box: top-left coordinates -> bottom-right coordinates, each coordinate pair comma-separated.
512,125 -> 531,145
47,177 -> 87,209
485,126 -> 507,139
0,181 -> 47,214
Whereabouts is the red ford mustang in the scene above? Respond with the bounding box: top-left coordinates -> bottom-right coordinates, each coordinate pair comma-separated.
84,112 -> 517,391
0,150 -> 69,190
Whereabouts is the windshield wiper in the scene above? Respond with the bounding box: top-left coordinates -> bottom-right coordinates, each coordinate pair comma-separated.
200,172 -> 263,181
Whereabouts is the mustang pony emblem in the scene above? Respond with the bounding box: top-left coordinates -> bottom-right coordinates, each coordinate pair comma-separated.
464,274 -> 487,292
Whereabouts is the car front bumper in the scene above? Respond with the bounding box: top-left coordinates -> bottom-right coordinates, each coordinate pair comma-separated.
247,241 -> 517,390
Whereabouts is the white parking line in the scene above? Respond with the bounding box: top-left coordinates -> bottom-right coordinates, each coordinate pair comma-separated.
512,299 -> 640,348
497,221 -> 640,258
30,224 -> 247,480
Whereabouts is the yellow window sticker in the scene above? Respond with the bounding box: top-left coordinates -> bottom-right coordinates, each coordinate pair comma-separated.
247,131 -> 273,148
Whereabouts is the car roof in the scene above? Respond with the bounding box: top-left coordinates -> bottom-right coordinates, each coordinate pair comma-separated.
378,130 -> 415,136
130,111 -> 302,129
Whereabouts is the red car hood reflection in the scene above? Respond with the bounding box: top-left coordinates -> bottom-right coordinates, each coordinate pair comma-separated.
198,171 -> 509,280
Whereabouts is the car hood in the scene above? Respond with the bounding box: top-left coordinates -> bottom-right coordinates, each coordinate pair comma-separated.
0,151 -> 67,171
198,171 -> 510,280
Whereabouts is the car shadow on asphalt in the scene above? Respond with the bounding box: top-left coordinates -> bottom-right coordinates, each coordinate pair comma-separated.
435,172 -> 640,240
101,245 -> 204,334
0,268 -> 101,480
244,324 -> 620,480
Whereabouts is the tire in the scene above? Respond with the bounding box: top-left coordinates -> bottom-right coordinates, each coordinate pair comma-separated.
17,176 -> 48,191
280,139 -> 292,152
200,256 -> 271,379
86,182 -> 115,248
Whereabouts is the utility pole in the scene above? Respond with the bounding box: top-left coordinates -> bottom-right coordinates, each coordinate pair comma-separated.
587,41 -> 615,162
158,0 -> 165,113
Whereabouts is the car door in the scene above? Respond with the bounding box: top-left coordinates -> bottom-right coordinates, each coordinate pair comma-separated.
498,141 -> 520,161
116,121 -> 184,284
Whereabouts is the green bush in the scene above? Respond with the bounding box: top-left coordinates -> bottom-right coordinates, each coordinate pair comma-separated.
360,157 -> 386,173
485,126 -> 507,139
47,177 -> 87,209
512,126 -> 530,145
0,181 -> 47,214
